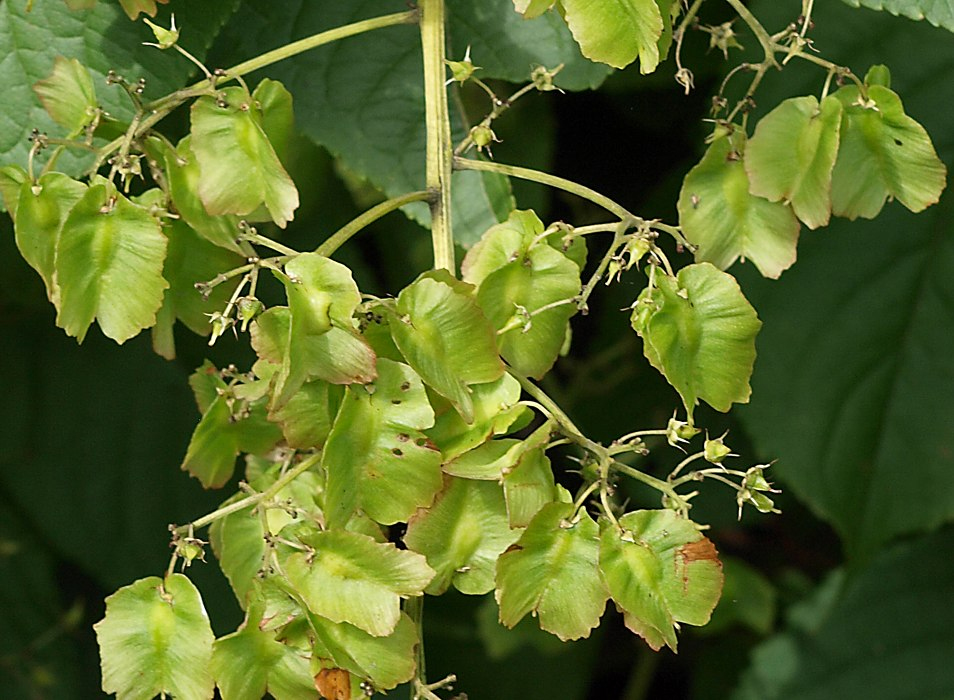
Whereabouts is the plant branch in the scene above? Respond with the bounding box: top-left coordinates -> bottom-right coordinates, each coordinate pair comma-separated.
420,0 -> 455,273
94,11 -> 418,175
172,452 -> 321,536
315,190 -> 432,257
456,155 -> 636,221
724,0 -> 778,68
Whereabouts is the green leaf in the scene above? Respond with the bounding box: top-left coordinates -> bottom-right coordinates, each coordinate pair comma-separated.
283,529 -> 434,637
840,0 -> 954,33
739,198 -> 954,556
118,0 -> 168,19
181,368 -> 282,488
633,263 -> 761,421
252,307 -> 377,409
32,56 -> 98,134
598,510 -> 723,651
56,184 -> 168,343
323,358 -> 443,529
0,0 -> 241,175
190,86 -> 299,227
308,611 -> 418,691
503,446 -> 557,528
159,136 -> 245,254
426,373 -> 527,460
95,574 -> 215,700
152,220 -> 244,358
745,95 -> 844,229
495,503 -> 608,641
391,271 -> 504,423
404,476 -> 521,595
270,378 -> 343,450
0,164 -> 27,215
830,84 -> 946,219
560,0 -> 664,71
738,0 -> 954,558
733,530 -> 954,700
679,132 -> 801,279
211,597 -> 315,700
463,210 -> 582,378
444,438 -> 524,480
12,173 -> 86,306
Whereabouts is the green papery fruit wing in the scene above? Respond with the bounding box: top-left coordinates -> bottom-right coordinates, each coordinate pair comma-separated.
830,84 -> 946,219
679,132 -> 800,279
56,184 -> 169,343
404,476 -> 521,596
632,263 -> 761,421
190,86 -> 299,227
745,94 -> 843,230
323,358 -> 443,529
95,574 -> 215,700
282,529 -> 434,637
495,503 -> 608,641
391,270 -> 503,423
13,173 -> 86,306
598,510 -> 723,651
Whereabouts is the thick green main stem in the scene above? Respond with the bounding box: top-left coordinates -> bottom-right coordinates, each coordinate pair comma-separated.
420,0 -> 456,274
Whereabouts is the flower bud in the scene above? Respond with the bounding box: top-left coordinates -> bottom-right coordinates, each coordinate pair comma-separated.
471,124 -> 497,150
531,65 -> 564,93
666,416 -> 700,447
143,16 -> 179,50
704,434 -> 733,464
237,297 -> 264,331
446,46 -> 478,83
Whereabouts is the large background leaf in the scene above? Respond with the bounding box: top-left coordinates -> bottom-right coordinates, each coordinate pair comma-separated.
207,0 -> 610,246
738,0 -> 954,558
841,0 -> 954,32
733,527 -> 954,699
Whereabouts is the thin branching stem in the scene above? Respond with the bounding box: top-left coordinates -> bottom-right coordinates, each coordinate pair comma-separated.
315,190 -> 432,257
171,452 -> 321,537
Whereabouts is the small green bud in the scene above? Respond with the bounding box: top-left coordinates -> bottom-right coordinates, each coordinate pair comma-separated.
743,465 -> 779,493
173,536 -> 207,566
749,491 -> 780,514
703,433 -> 733,464
237,297 -> 264,331
143,15 -> 179,50
472,124 -> 496,148
446,46 -> 478,83
708,21 -> 742,59
208,311 -> 234,346
531,65 -> 564,93
624,237 -> 651,269
580,461 -> 600,483
666,416 -> 700,447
